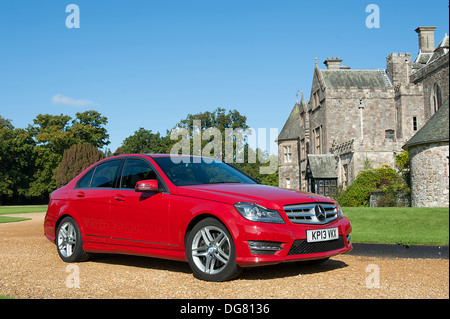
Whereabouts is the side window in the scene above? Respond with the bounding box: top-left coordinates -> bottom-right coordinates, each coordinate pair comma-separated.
120,159 -> 157,189
77,168 -> 95,189
91,160 -> 121,188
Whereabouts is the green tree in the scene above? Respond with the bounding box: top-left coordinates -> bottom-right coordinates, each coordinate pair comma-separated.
55,144 -> 105,188
119,128 -> 171,154
28,114 -> 73,197
28,111 -> 110,197
0,116 -> 36,204
171,107 -> 278,185
175,107 -> 249,132
28,113 -> 73,154
170,107 -> 249,159
71,110 -> 110,148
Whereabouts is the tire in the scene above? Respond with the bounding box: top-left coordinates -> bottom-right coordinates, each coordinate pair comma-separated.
56,216 -> 89,263
186,218 -> 242,282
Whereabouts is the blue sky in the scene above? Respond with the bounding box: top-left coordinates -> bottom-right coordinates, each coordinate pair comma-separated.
0,0 -> 449,154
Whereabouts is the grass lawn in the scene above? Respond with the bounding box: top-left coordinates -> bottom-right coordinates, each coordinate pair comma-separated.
0,204 -> 48,224
344,207 -> 449,246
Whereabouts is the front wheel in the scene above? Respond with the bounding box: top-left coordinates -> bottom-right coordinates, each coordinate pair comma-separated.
186,218 -> 242,282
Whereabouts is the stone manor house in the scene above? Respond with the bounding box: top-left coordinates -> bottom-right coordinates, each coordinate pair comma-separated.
277,26 -> 449,206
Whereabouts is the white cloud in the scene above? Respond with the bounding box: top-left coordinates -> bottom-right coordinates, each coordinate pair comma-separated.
52,93 -> 99,107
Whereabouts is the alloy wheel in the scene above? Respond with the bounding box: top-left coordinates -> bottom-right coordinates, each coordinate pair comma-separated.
191,225 -> 231,275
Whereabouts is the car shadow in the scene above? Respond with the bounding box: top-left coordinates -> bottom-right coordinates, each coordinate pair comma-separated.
239,258 -> 349,280
89,253 -> 192,275
88,253 -> 348,281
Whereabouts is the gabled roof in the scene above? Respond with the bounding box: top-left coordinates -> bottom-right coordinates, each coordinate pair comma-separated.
319,69 -> 392,89
277,103 -> 301,141
403,98 -> 449,149
307,154 -> 337,179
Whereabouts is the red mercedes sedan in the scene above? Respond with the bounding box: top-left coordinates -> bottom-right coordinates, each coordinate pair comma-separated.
44,154 -> 352,281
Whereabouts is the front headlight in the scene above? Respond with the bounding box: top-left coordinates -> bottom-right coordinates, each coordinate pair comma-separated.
337,203 -> 344,219
234,202 -> 285,224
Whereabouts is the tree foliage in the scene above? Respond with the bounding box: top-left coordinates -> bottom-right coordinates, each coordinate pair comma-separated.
28,110 -> 111,197
175,107 -> 249,132
0,116 -> 36,203
55,144 -> 105,188
119,128 -> 171,154
172,108 -> 278,184
0,110 -> 110,204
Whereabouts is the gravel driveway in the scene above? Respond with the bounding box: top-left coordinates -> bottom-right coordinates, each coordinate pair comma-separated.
0,213 -> 448,299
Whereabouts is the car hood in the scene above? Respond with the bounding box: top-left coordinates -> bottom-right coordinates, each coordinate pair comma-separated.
175,183 -> 335,210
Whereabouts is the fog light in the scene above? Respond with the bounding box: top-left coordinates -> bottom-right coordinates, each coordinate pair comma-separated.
248,241 -> 284,255
346,235 -> 351,244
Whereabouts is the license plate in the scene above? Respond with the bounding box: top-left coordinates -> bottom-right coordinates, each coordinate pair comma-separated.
306,227 -> 339,243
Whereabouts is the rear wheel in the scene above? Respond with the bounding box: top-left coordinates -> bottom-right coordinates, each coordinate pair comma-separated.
56,216 -> 89,263
186,218 -> 242,282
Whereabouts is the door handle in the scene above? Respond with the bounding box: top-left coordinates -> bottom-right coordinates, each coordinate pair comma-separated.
114,194 -> 125,201
76,191 -> 85,198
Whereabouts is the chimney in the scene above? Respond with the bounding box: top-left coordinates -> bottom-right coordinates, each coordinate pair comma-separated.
323,57 -> 343,69
415,26 -> 437,53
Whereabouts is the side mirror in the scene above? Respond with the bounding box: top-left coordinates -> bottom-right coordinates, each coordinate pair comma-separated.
135,179 -> 161,192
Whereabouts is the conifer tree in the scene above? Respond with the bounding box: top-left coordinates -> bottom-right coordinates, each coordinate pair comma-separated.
55,144 -> 105,188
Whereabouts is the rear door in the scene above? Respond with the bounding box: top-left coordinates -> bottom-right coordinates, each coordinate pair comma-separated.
70,159 -> 122,242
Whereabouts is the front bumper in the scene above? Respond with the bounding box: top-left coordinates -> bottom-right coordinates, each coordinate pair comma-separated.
233,216 -> 352,267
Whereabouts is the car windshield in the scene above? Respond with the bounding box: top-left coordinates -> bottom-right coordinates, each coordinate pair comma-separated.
152,156 -> 258,186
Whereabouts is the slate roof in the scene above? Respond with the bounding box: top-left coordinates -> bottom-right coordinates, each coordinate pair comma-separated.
277,103 -> 301,141
319,69 -> 392,89
403,98 -> 449,149
307,154 -> 338,179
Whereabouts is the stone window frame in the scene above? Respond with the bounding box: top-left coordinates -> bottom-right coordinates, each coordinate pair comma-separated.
285,178 -> 291,189
314,126 -> 322,154
430,82 -> 442,116
283,146 -> 292,163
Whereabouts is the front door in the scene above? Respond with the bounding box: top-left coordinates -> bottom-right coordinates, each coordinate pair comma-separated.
109,158 -> 171,249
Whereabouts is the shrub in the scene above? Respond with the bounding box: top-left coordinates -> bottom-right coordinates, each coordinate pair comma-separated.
336,165 -> 401,207
55,144 -> 105,188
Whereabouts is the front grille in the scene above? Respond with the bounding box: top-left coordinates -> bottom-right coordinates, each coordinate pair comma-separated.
287,236 -> 345,255
283,203 -> 337,225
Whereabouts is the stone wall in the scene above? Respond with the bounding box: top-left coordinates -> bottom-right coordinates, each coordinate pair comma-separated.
386,52 -> 412,86
324,87 -> 396,149
409,142 -> 449,207
395,84 -> 425,141
369,191 -> 411,207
